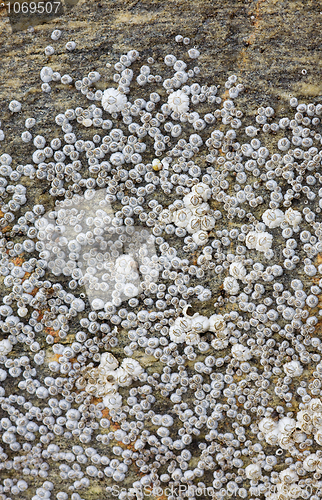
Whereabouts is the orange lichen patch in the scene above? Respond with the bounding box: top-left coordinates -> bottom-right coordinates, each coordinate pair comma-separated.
155,493 -> 168,500
190,250 -> 199,265
101,408 -> 123,432
35,308 -> 52,323
44,326 -> 60,342
109,420 -> 121,433
11,255 -> 25,266
101,407 -> 111,419
50,353 -> 62,363
219,89 -> 230,103
315,254 -> 322,266
91,396 -> 103,406
312,254 -> 322,291
237,0 -> 266,70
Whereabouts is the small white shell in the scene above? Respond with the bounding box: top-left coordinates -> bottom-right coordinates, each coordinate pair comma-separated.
223,276 -> 239,295
262,208 -> 285,228
231,343 -> 251,361
168,90 -> 189,113
102,88 -> 127,113
229,262 -> 246,279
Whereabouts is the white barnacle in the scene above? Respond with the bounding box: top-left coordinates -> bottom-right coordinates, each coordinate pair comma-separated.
169,314 -> 192,343
0,339 -> 12,356
123,283 -> 140,298
9,100 -> 21,112
185,331 -> 200,345
91,298 -> 105,310
278,417 -> 296,435
265,429 -> 280,446
110,152 -> 125,165
231,343 -> 251,361
114,367 -> 132,387
312,413 -> 322,428
103,393 -> 122,410
303,454 -> 319,472
200,214 -> 215,231
121,358 -> 144,377
102,88 -> 127,113
190,313 -> 209,333
192,182 -> 211,201
296,410 -> 312,434
71,298 -> 85,312
284,208 -> 302,228
258,417 -> 277,434
277,137 -> 290,151
223,276 -> 239,295
104,370 -> 119,385
168,90 -> 189,114
262,208 -> 285,228
183,192 -> 203,209
211,338 -> 228,350
278,434 -> 294,450
229,262 -> 246,279
102,382 -> 118,397
279,468 -> 298,484
208,314 -> 226,333
314,428 -> 322,445
115,255 -> 137,275
193,203 -> 210,217
152,159 -> 162,171
256,231 -> 273,252
245,231 -> 258,250
173,208 -> 192,228
192,230 -> 209,246
169,327 -> 186,344
159,209 -> 173,224
283,360 -> 303,377
309,398 -> 322,413
187,215 -> 201,233
100,352 -> 119,371
245,463 -> 262,480
40,66 -> 53,83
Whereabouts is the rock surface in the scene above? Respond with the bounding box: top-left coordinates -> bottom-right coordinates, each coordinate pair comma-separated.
1,1 -> 322,499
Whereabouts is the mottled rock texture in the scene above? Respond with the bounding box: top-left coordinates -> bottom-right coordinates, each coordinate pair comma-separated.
1,0 -> 322,498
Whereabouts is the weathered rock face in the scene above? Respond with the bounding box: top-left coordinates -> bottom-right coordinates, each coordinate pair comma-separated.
1,0 -> 322,101
1,1 -> 322,499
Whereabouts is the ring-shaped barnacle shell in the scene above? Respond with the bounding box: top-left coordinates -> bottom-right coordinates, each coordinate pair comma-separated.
183,192 -> 203,209
173,208 -> 192,228
223,276 -> 240,295
168,90 -> 189,114
187,216 -> 201,233
102,88 -> 127,113
229,262 -> 246,279
262,208 -> 285,228
208,314 -> 226,333
192,230 -> 208,246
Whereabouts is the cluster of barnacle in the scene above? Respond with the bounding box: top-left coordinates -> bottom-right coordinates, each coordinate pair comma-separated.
169,306 -> 227,346
159,181 -> 216,245
79,352 -> 144,410
258,399 -> 322,499
260,398 -> 322,450
2,23 -> 322,500
34,192 -> 161,310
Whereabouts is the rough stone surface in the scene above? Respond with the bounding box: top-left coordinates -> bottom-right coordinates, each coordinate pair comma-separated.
1,1 -> 322,498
